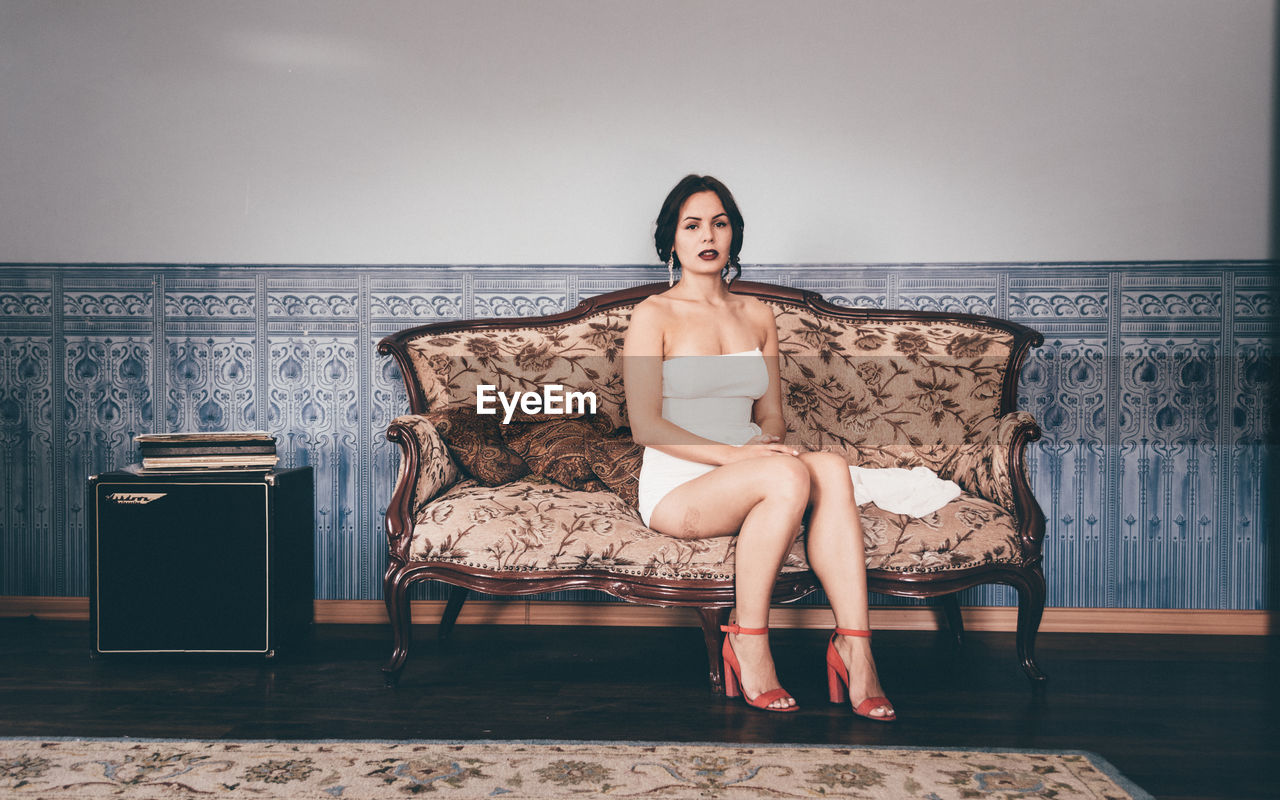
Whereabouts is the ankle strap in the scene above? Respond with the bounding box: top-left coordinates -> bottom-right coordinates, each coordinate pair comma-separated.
834,627 -> 871,638
721,624 -> 768,635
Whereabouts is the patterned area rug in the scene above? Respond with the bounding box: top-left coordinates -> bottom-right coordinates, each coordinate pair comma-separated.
0,738 -> 1153,799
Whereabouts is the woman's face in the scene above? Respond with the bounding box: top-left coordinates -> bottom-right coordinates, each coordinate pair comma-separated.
672,190 -> 732,276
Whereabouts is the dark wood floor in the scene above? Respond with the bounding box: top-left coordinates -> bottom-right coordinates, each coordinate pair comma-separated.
1,618 -> 1276,800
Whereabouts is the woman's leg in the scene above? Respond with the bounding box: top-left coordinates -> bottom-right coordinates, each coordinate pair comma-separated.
648,455 -> 809,709
798,451 -> 893,716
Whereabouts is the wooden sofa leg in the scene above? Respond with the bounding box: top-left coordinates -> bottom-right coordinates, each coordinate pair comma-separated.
438,586 -> 469,640
697,607 -> 732,694
938,594 -> 965,647
1013,566 -> 1049,683
381,566 -> 412,687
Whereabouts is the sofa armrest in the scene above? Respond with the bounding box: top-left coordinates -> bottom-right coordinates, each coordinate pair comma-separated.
385,414 -> 463,561
943,411 -> 1047,558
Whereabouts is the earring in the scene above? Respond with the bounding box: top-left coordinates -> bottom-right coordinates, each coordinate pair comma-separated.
667,253 -> 675,287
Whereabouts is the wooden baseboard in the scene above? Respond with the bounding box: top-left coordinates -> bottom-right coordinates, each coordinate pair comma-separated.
0,597 -> 89,620
1,597 -> 1273,635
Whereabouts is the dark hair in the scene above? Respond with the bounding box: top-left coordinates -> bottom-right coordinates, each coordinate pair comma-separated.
654,174 -> 744,285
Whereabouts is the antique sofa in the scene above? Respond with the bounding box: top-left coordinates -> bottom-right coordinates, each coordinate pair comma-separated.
378,281 -> 1047,690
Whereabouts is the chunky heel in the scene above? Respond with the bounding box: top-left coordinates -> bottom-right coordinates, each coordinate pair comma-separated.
826,663 -> 848,704
827,628 -> 896,722
720,624 -> 797,713
722,645 -> 742,698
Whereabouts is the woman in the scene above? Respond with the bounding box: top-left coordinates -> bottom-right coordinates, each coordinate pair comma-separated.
622,175 -> 895,720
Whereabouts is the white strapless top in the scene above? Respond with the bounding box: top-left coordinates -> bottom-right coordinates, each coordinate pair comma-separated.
660,348 -> 767,446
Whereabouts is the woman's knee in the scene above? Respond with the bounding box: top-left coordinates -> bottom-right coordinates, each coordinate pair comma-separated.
800,451 -> 853,491
799,450 -> 849,475
757,456 -> 810,507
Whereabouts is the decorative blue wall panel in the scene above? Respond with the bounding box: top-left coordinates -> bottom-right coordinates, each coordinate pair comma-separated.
0,336 -> 53,596
0,263 -> 1272,610
62,335 -> 153,597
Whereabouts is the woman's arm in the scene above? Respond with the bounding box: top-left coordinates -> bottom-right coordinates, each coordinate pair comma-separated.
750,300 -> 789,442
623,299 -> 792,465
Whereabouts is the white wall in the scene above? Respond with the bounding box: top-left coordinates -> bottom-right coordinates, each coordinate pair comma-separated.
0,0 -> 1273,264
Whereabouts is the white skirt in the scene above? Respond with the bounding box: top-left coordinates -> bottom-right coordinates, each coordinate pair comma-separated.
636,449 -> 963,528
636,446 -> 720,528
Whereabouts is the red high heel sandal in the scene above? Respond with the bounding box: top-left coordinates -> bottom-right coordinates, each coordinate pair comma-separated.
826,628 -> 896,722
720,624 -> 798,713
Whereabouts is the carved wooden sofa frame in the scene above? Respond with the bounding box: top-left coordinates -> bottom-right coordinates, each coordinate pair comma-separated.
378,281 -> 1047,690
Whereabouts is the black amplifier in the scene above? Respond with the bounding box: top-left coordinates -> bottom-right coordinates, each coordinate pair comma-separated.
88,466 -> 314,656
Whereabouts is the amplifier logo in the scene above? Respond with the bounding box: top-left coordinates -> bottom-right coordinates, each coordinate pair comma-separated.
106,492 -> 167,505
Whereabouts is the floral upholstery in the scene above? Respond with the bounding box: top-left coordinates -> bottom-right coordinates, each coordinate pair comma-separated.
404,317 -> 631,427
410,480 -> 806,580
395,294 -> 1033,578
408,479 -> 1022,578
388,415 -> 461,512
858,494 -> 1021,573
944,411 -> 1038,515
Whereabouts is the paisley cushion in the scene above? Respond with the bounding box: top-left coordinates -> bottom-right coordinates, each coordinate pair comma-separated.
503,416 -> 614,492
425,408 -> 529,486
586,430 -> 644,509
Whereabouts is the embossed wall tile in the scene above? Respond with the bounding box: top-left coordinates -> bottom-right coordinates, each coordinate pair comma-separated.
1020,338 -> 1109,607
1115,336 -> 1227,607
370,291 -> 463,320
1009,277 -> 1107,319
473,277 -> 571,318
1121,274 -> 1221,319
1233,276 -> 1274,318
0,291 -> 52,317
474,292 -> 567,317
269,336 -> 361,599
1232,339 -> 1272,446
1121,291 -> 1221,318
822,293 -> 889,309
898,292 -> 998,315
1227,337 -> 1270,609
1119,339 -> 1219,445
788,277 -> 886,309
0,338 -> 54,595
62,336 -> 153,595
581,275 -> 661,298
1227,443 -> 1266,609
899,278 -> 997,315
63,290 -> 152,317
165,290 -> 256,318
166,337 -> 257,430
63,337 -> 153,445
268,282 -> 359,318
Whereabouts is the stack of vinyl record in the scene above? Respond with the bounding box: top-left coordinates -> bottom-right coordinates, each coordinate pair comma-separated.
135,431 -> 279,471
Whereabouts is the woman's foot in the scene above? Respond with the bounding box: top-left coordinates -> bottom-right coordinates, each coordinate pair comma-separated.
726,630 -> 796,711
831,632 -> 895,719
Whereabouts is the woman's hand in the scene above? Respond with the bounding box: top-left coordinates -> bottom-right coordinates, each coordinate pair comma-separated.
727,434 -> 805,461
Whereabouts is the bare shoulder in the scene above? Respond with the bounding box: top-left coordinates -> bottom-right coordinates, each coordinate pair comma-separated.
624,295 -> 669,356
736,294 -> 775,318
729,295 -> 775,347
735,294 -> 777,328
630,294 -> 673,325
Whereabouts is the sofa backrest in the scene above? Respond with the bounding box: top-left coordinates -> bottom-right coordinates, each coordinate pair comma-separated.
380,281 -> 1040,472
